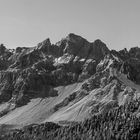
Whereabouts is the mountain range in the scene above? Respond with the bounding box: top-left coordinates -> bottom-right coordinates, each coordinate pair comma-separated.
0,33 -> 140,139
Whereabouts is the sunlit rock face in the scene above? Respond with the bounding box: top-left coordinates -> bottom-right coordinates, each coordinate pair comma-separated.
0,34 -> 140,127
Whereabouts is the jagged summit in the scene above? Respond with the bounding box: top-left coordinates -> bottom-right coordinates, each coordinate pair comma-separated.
37,38 -> 51,49
54,33 -> 110,60
66,33 -> 86,40
0,44 -> 6,54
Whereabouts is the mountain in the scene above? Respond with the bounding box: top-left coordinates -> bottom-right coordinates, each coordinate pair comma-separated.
0,33 -> 140,139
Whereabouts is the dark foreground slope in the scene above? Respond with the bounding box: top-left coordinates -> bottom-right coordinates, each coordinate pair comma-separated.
2,99 -> 140,140
0,34 -> 140,139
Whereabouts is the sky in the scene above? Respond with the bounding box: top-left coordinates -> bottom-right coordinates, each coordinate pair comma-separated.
0,0 -> 140,50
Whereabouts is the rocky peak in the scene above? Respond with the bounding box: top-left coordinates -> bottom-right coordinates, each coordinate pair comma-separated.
129,46 -> 140,59
118,46 -> 140,60
55,33 -> 90,56
93,39 -> 105,46
66,33 -> 87,42
0,44 -> 6,55
37,38 -> 51,51
90,39 -> 110,60
55,34 -> 110,60
117,48 -> 129,60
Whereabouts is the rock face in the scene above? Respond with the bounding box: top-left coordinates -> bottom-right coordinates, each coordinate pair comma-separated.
0,33 -> 140,127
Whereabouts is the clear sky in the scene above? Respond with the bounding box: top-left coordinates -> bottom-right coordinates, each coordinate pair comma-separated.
0,0 -> 140,50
